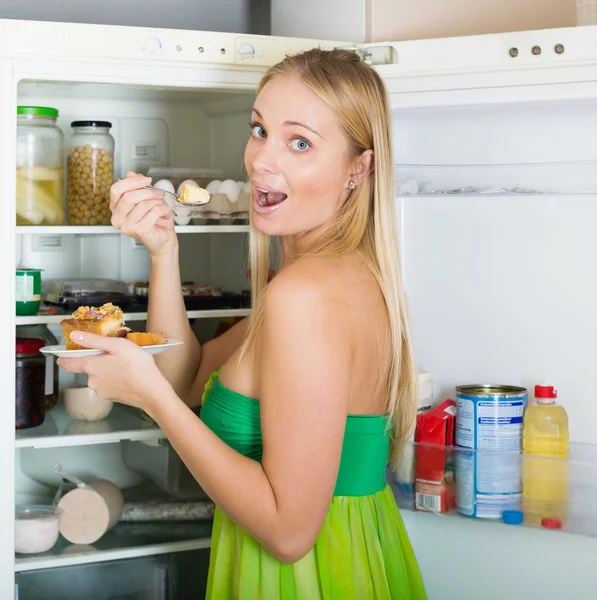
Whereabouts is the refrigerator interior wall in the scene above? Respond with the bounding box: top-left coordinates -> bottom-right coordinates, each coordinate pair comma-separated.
15,81 -> 253,503
393,93 -> 597,599
393,95 -> 597,443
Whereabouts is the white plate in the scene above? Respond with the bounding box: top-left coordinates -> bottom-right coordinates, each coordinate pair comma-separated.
40,339 -> 184,359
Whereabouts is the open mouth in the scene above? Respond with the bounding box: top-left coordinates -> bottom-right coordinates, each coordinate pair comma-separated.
256,187 -> 288,207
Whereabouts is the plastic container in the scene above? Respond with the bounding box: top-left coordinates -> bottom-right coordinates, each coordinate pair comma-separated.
16,324 -> 59,411
62,387 -> 113,421
15,505 -> 62,554
16,106 -> 64,226
121,439 -> 208,500
523,384 -> 570,526
16,338 -> 52,429
66,121 -> 115,225
42,278 -> 133,310
16,268 -> 42,316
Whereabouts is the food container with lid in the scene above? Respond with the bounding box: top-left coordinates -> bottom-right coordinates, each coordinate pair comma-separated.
16,324 -> 59,411
42,278 -> 133,310
16,106 -> 65,226
16,268 -> 42,316
66,121 -> 115,225
15,505 -> 63,554
16,338 -> 53,429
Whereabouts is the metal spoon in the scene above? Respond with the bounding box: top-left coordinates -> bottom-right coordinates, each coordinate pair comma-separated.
116,179 -> 211,207
146,185 -> 210,208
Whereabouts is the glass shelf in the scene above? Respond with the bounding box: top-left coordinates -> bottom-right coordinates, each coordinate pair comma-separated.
16,306 -> 250,325
16,225 -> 250,234
388,441 -> 597,538
15,404 -> 164,449
14,521 -> 212,572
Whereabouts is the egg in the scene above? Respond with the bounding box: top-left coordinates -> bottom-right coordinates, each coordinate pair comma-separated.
219,179 -> 240,203
206,180 -> 222,194
153,179 -> 175,194
235,181 -> 245,193
153,179 -> 177,207
176,179 -> 199,197
242,181 -> 252,194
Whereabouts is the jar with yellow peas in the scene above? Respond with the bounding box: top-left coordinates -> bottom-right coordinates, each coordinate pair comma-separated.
66,121 -> 115,225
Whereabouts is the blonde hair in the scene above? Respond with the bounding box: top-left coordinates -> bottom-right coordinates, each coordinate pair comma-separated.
241,49 -> 417,466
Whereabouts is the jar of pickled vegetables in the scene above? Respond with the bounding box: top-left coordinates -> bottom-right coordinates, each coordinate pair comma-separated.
66,121 -> 115,225
16,106 -> 65,226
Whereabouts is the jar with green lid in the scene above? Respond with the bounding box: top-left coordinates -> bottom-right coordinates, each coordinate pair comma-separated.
16,106 -> 64,226
67,121 -> 115,225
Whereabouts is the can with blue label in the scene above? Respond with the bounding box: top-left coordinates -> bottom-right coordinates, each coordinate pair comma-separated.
455,384 -> 527,519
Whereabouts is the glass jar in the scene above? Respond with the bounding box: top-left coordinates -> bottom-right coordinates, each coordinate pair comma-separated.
16,325 -> 59,411
15,338 -> 49,429
16,106 -> 65,226
66,121 -> 115,225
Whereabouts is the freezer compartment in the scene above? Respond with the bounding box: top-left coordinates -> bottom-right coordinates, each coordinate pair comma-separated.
121,439 -> 208,500
15,549 -> 210,600
389,441 -> 597,536
392,97 -> 597,195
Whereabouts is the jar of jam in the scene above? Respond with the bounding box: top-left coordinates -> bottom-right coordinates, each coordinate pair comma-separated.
16,338 -> 49,429
16,325 -> 59,411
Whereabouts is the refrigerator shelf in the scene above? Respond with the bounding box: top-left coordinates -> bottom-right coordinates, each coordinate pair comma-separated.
16,225 -> 250,235
15,404 -> 165,449
14,521 -> 212,572
15,308 -> 251,326
389,441 -> 597,538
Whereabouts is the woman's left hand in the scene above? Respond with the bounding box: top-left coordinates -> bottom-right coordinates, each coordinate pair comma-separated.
57,331 -> 173,415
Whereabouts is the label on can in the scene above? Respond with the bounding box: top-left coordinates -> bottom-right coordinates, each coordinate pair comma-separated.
15,274 -> 40,302
456,396 -> 524,451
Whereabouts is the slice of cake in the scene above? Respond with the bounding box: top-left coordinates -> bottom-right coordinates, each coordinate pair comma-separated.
126,332 -> 167,347
61,303 -> 128,350
178,183 -> 210,206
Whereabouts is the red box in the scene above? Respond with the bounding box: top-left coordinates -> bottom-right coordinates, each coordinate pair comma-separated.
414,399 -> 456,513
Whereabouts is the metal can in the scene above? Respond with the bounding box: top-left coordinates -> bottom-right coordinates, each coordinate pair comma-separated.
455,384 -> 528,519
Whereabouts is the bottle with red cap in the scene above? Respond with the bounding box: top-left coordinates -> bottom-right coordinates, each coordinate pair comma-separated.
522,384 -> 569,527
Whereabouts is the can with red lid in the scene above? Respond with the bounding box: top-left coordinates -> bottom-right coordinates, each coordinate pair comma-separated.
16,337 -> 47,429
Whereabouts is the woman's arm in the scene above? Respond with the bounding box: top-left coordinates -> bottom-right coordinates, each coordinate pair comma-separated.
149,272 -> 350,562
146,250 -> 201,404
147,251 -> 249,408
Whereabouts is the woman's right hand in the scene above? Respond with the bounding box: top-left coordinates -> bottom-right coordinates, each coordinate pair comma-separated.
110,172 -> 177,257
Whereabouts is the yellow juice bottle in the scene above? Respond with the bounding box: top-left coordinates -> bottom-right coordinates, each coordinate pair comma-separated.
523,385 -> 569,527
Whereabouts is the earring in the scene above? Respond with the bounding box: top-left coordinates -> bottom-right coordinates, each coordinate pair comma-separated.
349,181 -> 356,190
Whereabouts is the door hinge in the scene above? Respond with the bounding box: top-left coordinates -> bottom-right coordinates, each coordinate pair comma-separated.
336,44 -> 398,66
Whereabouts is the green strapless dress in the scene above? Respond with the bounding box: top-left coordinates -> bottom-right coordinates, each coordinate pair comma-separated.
200,372 -> 427,599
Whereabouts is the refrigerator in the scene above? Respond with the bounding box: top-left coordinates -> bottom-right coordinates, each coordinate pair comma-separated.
2,17 -> 597,600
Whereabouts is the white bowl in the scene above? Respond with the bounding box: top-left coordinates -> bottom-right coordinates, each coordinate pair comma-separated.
62,387 -> 113,421
15,505 -> 62,554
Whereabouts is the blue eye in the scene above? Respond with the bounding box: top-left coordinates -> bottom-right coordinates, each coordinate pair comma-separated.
250,124 -> 267,138
290,138 -> 310,152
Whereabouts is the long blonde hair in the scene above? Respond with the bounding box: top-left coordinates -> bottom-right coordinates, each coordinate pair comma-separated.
241,48 -> 417,466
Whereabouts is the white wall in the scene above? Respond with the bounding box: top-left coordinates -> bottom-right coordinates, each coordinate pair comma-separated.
271,0 -> 365,41
0,0 -> 271,34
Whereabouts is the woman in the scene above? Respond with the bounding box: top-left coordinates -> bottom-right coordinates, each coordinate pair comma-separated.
59,49 -> 427,599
